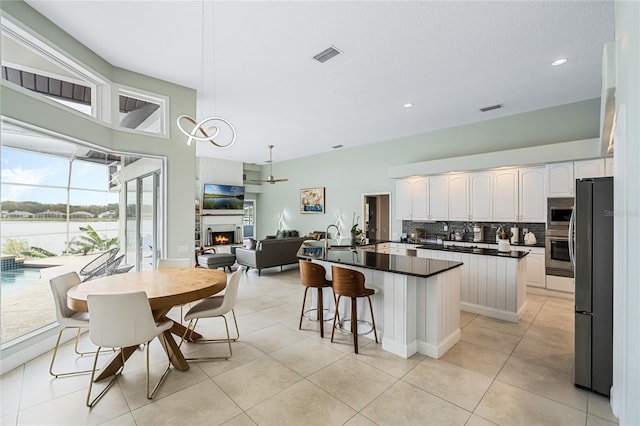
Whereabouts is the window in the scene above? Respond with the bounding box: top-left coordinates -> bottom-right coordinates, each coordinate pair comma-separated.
118,89 -> 167,136
1,16 -> 106,119
0,122 -> 122,344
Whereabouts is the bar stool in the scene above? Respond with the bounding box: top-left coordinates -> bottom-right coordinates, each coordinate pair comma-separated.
298,260 -> 338,338
330,265 -> 378,353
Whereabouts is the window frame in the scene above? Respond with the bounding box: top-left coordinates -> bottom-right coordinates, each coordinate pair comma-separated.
1,14 -> 109,122
116,86 -> 169,138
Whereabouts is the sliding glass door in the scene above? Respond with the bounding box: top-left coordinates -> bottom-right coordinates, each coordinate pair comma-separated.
125,172 -> 159,270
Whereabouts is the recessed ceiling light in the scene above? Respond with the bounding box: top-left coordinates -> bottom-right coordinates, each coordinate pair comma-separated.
404,103 -> 413,108
552,58 -> 568,66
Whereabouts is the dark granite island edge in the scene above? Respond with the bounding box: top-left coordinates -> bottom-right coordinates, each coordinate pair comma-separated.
297,246 -> 463,279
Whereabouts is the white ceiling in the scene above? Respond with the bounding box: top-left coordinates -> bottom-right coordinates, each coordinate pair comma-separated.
25,1 -> 615,165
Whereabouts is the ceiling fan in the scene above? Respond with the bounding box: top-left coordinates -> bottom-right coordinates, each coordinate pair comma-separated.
250,145 -> 288,184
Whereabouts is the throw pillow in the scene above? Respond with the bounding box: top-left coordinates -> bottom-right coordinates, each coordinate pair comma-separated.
276,230 -> 285,239
243,238 -> 257,249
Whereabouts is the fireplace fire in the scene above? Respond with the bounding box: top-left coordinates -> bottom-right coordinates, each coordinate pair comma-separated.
207,230 -> 235,246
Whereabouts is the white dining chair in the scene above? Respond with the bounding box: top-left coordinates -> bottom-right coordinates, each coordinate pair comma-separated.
180,267 -> 243,360
85,291 -> 173,407
158,258 -> 192,321
49,271 -> 95,377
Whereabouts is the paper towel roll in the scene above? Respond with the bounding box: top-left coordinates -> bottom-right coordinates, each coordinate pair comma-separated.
510,227 -> 519,243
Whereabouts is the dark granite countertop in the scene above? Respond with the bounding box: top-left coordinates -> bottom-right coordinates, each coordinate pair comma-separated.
416,244 -> 529,259
297,247 -> 463,279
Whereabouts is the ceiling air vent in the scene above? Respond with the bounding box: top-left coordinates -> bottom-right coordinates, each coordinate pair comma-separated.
313,46 -> 342,63
332,144 -> 344,149
479,104 -> 503,112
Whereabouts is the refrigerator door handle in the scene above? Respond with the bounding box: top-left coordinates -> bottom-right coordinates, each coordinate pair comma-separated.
568,207 -> 576,270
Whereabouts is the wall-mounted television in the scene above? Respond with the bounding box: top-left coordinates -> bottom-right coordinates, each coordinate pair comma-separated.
202,184 -> 245,212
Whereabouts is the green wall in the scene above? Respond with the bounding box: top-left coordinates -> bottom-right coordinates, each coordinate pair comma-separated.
255,98 -> 601,240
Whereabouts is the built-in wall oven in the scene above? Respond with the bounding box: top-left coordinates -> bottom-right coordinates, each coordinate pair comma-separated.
546,197 -> 574,277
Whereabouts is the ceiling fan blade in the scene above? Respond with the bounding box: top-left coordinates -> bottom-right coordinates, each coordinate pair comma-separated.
248,145 -> 288,184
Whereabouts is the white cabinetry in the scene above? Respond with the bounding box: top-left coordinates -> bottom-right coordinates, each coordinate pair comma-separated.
546,162 -> 574,197
546,275 -> 574,293
524,247 -> 546,288
429,176 -> 449,221
448,173 -> 468,221
395,177 -> 429,220
492,168 -> 518,222
469,172 -> 493,221
548,159 -> 607,198
390,242 -> 420,256
518,166 -> 546,222
605,157 -> 614,176
395,179 -> 412,220
574,158 -> 605,179
376,242 -> 390,254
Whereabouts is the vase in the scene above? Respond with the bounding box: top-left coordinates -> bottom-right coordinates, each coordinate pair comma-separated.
498,239 -> 511,252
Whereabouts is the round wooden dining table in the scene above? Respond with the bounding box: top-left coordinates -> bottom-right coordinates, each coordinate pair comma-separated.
67,267 -> 227,381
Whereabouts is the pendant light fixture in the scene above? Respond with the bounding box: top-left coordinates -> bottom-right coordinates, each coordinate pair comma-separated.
177,1 -> 236,148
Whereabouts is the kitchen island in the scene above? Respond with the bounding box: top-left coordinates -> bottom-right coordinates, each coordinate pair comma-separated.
417,244 -> 529,322
297,246 -> 463,359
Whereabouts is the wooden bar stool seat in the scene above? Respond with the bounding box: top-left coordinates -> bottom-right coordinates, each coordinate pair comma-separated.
298,260 -> 338,338
330,265 -> 379,353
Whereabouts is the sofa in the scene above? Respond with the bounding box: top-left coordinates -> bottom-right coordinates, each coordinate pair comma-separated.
235,236 -> 307,276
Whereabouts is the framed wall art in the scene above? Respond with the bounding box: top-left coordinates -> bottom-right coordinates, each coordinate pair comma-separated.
300,187 -> 325,214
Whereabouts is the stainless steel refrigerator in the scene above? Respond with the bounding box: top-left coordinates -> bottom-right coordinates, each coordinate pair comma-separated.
571,177 -> 613,396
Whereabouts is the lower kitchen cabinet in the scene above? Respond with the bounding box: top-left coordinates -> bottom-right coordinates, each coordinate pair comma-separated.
546,274 -> 575,293
376,242 -> 390,254
416,248 -> 527,322
524,247 -> 546,288
390,242 -> 420,256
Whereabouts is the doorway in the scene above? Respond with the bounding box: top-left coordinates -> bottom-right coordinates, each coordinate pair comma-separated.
363,193 -> 390,241
243,199 -> 256,239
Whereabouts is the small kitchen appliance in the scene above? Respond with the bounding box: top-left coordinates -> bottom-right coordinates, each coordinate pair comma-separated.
473,226 -> 484,242
524,232 -> 537,245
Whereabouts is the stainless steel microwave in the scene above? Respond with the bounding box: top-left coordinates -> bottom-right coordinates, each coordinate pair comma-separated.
547,197 -> 574,229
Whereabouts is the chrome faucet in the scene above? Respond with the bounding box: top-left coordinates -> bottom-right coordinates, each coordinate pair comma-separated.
325,224 -> 341,251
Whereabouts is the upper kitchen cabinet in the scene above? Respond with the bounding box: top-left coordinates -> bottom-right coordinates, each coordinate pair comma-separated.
547,159 -> 606,197
469,171 -> 493,221
492,168 -> 519,222
396,179 -> 413,220
519,166 -> 546,222
546,161 -> 574,197
429,175 -> 449,220
605,157 -> 614,176
448,173 -> 469,221
574,158 -> 605,179
395,177 -> 429,221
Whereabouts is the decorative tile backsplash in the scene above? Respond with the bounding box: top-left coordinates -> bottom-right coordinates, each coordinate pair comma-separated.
402,220 -> 546,244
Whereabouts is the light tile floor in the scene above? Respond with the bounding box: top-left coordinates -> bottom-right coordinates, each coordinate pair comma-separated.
0,267 -> 619,425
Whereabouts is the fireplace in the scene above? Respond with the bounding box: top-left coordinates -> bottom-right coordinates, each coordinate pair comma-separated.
206,230 -> 235,246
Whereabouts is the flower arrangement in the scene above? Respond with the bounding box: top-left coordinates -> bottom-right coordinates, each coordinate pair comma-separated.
496,226 -> 511,240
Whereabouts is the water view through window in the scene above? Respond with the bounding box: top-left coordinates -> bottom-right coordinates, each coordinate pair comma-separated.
0,126 -> 121,343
